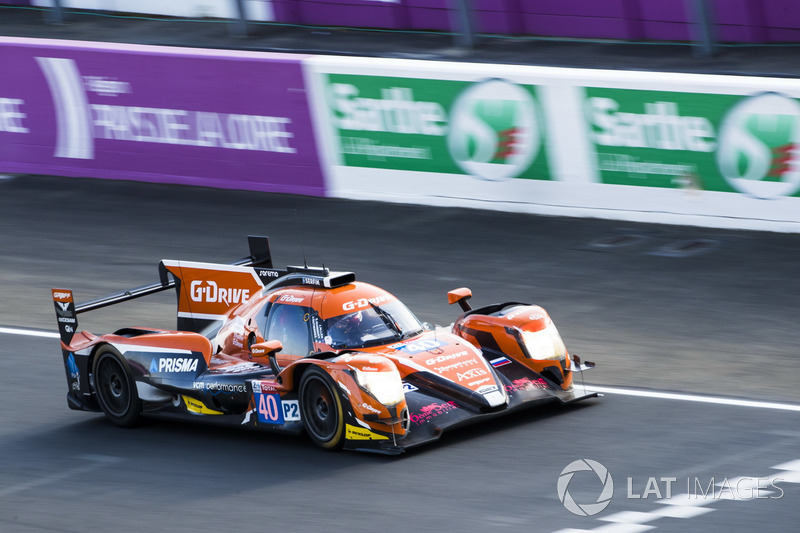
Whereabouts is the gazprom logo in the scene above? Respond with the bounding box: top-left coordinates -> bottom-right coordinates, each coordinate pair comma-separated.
35,57 -> 94,160
447,79 -> 541,181
717,92 -> 800,199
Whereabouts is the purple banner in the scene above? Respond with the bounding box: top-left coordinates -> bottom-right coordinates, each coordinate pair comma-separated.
0,38 -> 325,195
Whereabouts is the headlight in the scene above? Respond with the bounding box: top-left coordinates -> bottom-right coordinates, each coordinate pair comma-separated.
520,323 -> 567,361
353,369 -> 405,407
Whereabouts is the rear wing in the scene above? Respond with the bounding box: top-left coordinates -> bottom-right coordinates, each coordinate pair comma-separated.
51,236 -> 274,345
161,262 -> 354,333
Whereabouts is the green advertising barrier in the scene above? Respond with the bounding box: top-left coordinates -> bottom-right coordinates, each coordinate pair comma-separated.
323,74 -> 552,181
584,88 -> 800,199
307,55 -> 800,232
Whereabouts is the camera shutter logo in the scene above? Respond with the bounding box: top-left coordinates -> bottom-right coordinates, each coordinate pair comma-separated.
557,459 -> 614,516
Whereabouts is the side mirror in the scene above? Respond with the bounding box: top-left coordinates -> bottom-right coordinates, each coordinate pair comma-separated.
447,287 -> 473,312
250,340 -> 283,374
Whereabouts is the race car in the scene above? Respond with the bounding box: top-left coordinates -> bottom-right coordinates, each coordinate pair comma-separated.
53,236 -> 597,454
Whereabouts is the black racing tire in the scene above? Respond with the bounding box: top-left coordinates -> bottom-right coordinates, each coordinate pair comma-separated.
299,366 -> 345,451
93,347 -> 141,427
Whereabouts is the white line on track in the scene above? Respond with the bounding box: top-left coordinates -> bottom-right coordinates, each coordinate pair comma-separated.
3,326 -> 800,413
0,455 -> 121,498
586,385 -> 800,413
0,326 -> 60,339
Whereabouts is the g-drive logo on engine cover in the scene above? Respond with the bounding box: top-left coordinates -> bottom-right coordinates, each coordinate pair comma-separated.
190,280 -> 250,306
164,262 -> 266,318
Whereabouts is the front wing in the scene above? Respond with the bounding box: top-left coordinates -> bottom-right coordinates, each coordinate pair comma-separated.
346,365 -> 597,454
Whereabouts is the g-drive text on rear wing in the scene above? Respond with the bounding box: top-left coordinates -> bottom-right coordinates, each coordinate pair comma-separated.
51,236 -> 273,345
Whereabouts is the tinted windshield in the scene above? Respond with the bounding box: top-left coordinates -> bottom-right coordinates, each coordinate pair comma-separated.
324,300 -> 423,349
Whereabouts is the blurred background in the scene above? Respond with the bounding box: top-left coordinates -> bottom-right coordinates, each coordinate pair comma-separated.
1,2 -> 800,532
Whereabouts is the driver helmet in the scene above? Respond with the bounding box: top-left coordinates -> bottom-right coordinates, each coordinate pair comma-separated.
328,311 -> 363,346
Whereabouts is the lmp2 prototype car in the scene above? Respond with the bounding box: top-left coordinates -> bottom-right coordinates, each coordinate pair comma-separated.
53,237 -> 596,454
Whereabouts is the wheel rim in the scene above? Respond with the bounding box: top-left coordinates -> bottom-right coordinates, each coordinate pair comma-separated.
302,376 -> 338,442
97,356 -> 131,416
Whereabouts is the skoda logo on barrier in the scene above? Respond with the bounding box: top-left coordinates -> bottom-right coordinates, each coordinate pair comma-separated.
557,459 -> 614,516
717,92 -> 800,199
447,79 -> 541,181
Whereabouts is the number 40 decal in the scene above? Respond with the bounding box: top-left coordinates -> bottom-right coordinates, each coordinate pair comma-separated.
255,392 -> 301,424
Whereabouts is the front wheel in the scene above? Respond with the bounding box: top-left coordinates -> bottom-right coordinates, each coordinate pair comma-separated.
299,367 -> 345,450
93,348 -> 141,427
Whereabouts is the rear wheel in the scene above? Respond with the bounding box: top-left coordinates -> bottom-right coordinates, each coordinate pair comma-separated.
93,348 -> 141,427
299,367 -> 345,450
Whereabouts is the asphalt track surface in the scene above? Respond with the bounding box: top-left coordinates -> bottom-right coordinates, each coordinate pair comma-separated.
2,174 -> 800,532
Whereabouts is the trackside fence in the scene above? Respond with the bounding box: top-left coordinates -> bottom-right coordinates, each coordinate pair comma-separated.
2,37 -> 800,232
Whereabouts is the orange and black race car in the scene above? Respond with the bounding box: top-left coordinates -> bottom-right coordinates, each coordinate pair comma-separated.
53,237 -> 597,454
